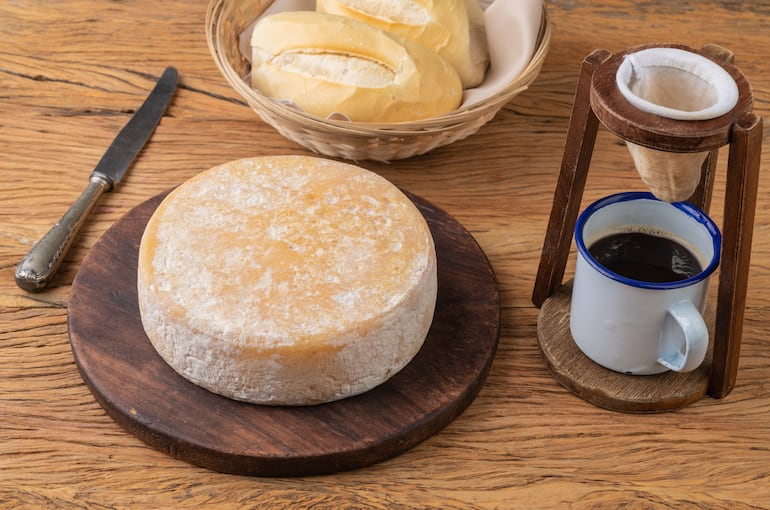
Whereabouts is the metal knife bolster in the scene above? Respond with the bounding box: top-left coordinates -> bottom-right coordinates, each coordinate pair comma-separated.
14,67 -> 178,292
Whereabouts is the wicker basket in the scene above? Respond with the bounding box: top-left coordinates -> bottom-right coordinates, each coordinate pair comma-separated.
205,0 -> 551,162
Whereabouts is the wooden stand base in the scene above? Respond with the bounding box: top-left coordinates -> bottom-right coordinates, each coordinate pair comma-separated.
537,282 -> 714,413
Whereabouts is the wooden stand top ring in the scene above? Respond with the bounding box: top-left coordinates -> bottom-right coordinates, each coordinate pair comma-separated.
589,43 -> 754,153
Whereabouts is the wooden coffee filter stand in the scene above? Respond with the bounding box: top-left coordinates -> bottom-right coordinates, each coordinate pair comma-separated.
532,44 -> 763,412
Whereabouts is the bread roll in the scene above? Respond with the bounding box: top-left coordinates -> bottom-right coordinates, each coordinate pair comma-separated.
316,0 -> 489,88
137,156 -> 437,406
250,11 -> 462,122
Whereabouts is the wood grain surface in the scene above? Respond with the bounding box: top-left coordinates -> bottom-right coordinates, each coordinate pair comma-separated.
67,189 -> 500,477
3,0 -> 770,508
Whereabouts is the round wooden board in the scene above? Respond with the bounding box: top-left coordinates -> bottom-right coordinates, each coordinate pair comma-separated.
537,281 -> 712,413
68,189 -> 500,477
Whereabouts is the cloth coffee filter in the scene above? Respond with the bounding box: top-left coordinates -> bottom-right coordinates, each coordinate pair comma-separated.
616,47 -> 739,202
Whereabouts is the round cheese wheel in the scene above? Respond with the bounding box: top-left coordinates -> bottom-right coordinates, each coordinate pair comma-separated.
137,156 -> 437,406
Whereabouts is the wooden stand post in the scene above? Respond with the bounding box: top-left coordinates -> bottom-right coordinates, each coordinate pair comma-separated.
532,44 -> 762,412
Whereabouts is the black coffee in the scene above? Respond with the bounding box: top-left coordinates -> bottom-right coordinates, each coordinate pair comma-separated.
588,232 -> 702,283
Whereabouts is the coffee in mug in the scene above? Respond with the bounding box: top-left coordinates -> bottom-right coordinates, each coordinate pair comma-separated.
570,192 -> 721,375
588,231 -> 702,283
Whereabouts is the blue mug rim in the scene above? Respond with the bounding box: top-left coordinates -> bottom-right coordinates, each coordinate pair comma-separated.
575,192 -> 722,290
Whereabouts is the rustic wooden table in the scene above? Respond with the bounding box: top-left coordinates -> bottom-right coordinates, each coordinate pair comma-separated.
2,0 -> 769,507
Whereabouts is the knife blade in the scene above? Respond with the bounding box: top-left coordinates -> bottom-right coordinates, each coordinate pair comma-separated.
15,66 -> 178,292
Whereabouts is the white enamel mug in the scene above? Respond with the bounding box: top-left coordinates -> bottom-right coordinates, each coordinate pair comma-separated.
570,192 -> 721,375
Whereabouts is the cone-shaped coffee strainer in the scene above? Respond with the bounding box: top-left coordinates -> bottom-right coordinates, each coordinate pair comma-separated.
616,47 -> 739,202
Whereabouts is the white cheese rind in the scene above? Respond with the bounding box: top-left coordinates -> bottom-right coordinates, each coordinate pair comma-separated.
137,156 -> 437,405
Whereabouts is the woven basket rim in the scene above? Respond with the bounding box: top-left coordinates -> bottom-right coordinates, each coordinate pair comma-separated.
206,0 -> 551,136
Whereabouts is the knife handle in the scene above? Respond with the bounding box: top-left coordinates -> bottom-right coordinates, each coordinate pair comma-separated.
15,174 -> 111,292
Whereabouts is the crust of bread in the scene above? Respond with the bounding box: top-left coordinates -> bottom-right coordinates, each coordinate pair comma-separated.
317,0 -> 489,88
137,156 -> 437,405
250,10 -> 462,122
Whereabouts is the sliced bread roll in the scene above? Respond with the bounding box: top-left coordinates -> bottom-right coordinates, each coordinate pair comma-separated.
137,156 -> 438,406
250,10 -> 462,122
317,0 -> 489,89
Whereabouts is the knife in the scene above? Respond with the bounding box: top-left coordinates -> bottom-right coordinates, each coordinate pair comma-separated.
15,66 -> 178,292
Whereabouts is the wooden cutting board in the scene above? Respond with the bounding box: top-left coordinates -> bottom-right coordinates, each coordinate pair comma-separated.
67,189 -> 501,476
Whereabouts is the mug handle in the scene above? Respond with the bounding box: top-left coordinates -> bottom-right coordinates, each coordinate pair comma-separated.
657,300 -> 709,373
